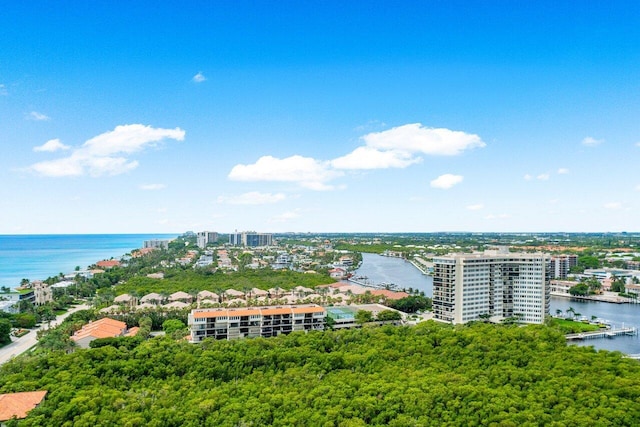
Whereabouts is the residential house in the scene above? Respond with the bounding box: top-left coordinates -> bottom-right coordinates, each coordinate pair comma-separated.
70,318 -> 130,348
0,391 -> 47,424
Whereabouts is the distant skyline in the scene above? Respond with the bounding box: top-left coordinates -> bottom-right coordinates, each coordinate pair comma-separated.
1,1 -> 639,234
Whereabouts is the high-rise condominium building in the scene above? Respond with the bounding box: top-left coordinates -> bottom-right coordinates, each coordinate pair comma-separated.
432,248 -> 550,324
196,231 -> 218,249
228,231 -> 273,247
143,239 -> 170,250
549,254 -> 578,279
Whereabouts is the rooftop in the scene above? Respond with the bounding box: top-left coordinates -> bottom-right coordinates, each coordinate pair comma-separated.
0,390 -> 47,421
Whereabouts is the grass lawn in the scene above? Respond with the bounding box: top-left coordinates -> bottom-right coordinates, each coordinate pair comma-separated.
54,309 -> 67,315
549,318 -> 601,334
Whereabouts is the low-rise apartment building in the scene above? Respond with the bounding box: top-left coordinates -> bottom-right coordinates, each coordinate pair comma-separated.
188,304 -> 325,342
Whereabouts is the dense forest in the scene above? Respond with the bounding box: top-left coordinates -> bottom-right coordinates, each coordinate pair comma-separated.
2,322 -> 640,426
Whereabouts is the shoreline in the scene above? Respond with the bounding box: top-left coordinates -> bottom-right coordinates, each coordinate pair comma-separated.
551,291 -> 638,304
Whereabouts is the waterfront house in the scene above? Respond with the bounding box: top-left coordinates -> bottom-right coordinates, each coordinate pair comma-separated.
370,289 -> 409,301
96,260 -> 120,269
329,268 -> 347,279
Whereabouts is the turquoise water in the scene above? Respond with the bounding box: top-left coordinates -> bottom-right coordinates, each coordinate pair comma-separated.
0,234 -> 177,288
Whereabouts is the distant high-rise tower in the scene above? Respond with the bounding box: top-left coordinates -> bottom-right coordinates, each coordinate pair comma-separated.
549,254 -> 578,279
197,231 -> 219,249
229,231 -> 273,247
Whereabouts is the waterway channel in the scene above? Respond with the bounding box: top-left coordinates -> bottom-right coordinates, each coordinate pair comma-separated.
353,253 -> 640,354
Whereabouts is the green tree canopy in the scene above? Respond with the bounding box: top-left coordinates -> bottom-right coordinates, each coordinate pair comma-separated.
0,318 -> 11,345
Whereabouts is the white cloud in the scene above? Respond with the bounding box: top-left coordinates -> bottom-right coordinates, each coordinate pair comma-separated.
362,123 -> 485,156
228,155 -> 341,191
192,72 -> 206,83
139,184 -> 166,191
217,191 -> 287,205
635,142 -> 640,147
604,202 -> 622,210
0,84 -> 6,96
269,209 -> 301,223
466,204 -> 484,211
557,168 -> 569,174
331,146 -> 420,170
227,123 -> 484,189
28,124 -> 185,177
33,138 -> 70,152
537,173 -> 550,181
430,174 -> 463,189
524,174 -> 532,181
636,184 -> 640,192
27,111 -> 50,121
582,136 -> 603,146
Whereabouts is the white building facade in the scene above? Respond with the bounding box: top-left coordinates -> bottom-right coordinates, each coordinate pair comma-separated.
432,248 -> 550,324
196,231 -> 219,249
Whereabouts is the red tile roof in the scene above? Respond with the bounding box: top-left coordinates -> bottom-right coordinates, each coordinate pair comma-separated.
71,317 -> 127,342
0,391 -> 47,421
96,260 -> 120,268
371,289 -> 409,300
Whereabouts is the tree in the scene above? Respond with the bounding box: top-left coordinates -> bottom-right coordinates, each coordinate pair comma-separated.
376,310 -> 402,322
14,313 -> 37,328
577,255 -> 600,270
36,329 -> 76,352
0,318 -> 11,344
586,277 -> 601,293
355,310 -> 373,324
611,276 -> 626,293
569,283 -> 589,296
163,319 -> 186,335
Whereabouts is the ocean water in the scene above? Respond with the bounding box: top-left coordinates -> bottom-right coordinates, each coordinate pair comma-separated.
0,234 -> 177,288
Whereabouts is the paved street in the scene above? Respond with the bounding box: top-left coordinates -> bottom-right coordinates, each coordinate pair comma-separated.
0,304 -> 90,366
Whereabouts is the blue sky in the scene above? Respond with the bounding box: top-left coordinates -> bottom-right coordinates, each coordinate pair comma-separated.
1,1 -> 639,234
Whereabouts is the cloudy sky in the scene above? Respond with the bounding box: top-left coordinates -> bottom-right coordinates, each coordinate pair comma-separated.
1,1 -> 639,234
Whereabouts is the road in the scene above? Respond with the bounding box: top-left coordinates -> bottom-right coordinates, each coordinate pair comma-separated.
0,303 -> 90,366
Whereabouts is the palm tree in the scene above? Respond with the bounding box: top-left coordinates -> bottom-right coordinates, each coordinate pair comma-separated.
565,307 -> 578,320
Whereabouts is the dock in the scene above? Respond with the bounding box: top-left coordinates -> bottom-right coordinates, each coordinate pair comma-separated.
565,327 -> 637,341
347,277 -> 398,290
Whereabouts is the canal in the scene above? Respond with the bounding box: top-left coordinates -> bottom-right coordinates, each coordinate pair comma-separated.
354,252 -> 640,354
